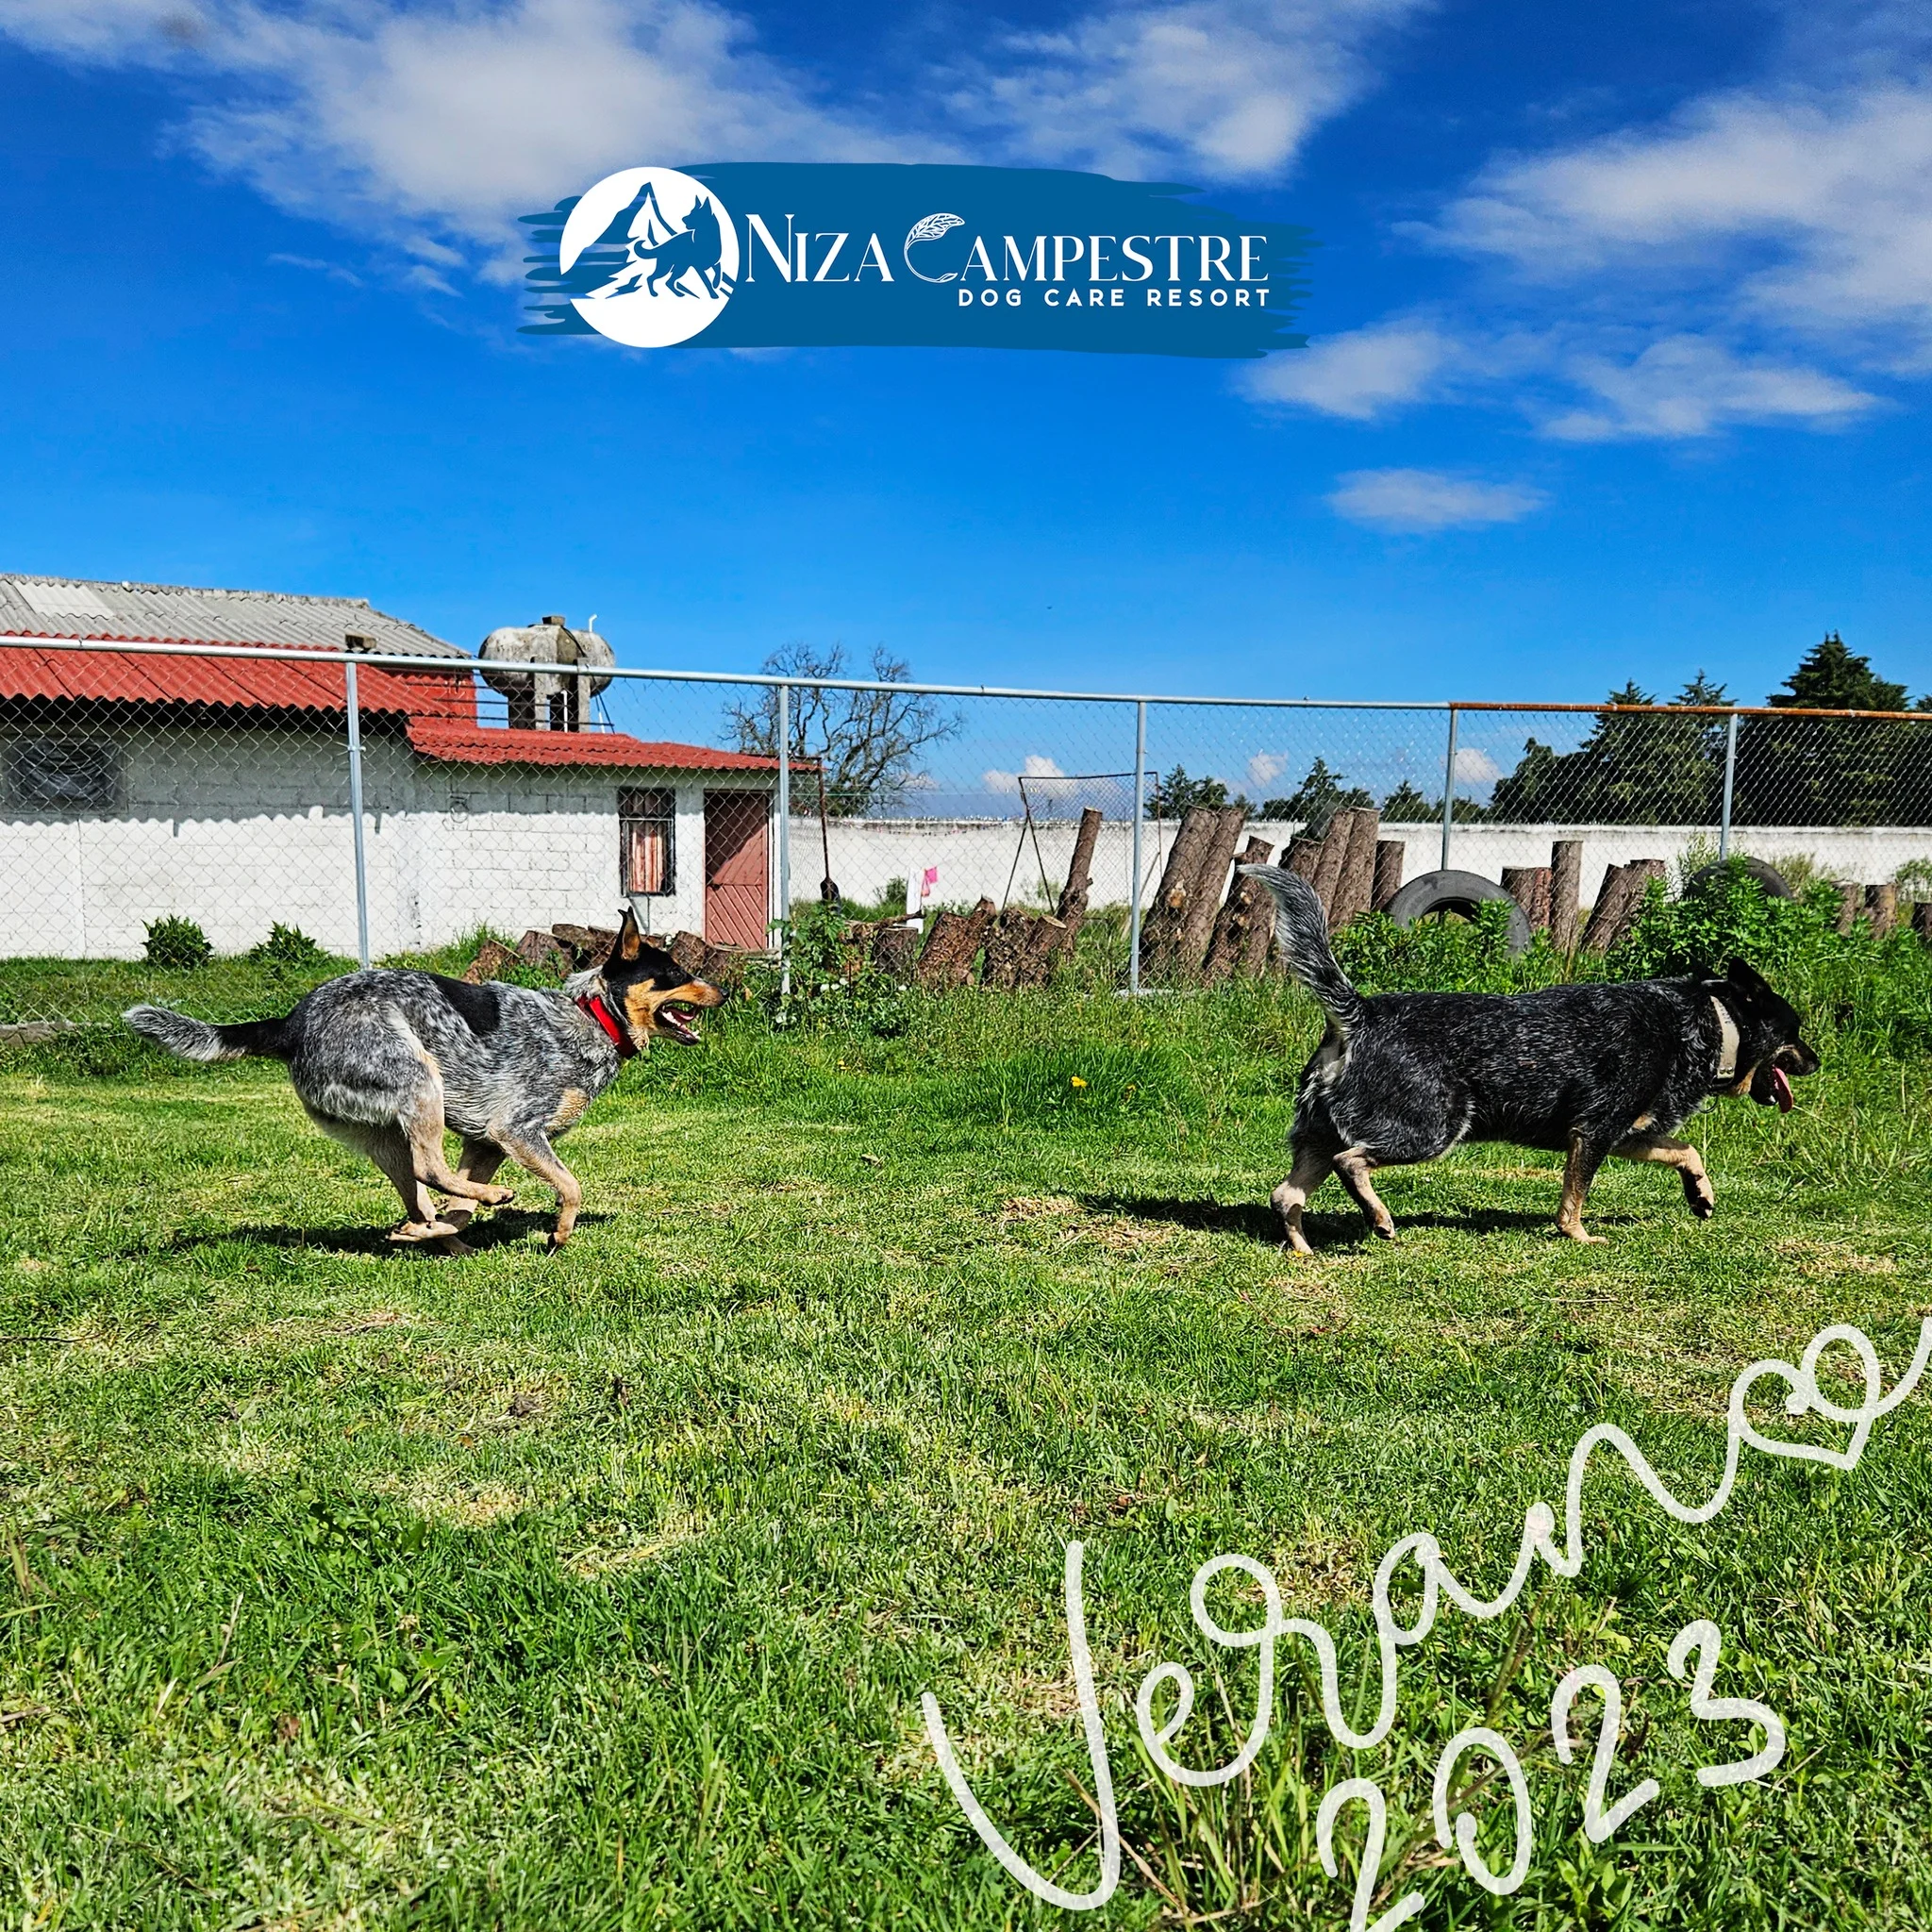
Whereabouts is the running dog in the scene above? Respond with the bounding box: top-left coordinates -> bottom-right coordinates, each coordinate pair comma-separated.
125,907 -> 721,1252
1241,865 -> 1818,1250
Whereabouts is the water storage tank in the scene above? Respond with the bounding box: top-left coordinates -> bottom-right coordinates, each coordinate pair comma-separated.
478,614 -> 615,730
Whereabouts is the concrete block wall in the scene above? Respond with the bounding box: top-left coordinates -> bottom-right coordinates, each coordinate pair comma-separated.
788,815 -> 1932,915
0,720 -> 776,959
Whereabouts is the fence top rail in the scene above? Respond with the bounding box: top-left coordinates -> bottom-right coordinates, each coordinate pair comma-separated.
4,633 -> 1930,724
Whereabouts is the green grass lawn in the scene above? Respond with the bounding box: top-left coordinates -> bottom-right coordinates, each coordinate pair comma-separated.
0,989 -> 1928,1928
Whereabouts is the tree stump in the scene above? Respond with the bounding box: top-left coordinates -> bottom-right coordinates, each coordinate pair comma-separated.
983,908 -> 1067,988
462,938 -> 520,984
1833,880 -> 1860,935
1173,805 -> 1250,974
916,897 -> 997,989
1140,806 -> 1224,981
869,924 -> 921,981
1308,816 -> 1350,926
517,928 -> 573,974
1865,882 -> 1898,939
1913,901 -> 1932,944
1373,840 -> 1406,912
1051,807 -> 1105,966
1502,865 -> 1552,933
1202,837 -> 1274,983
1549,841 -> 1583,955
551,922 -> 620,969
1579,864 -> 1635,954
1331,808 -> 1381,928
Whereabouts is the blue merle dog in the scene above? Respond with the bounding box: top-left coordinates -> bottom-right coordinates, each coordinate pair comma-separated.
125,906 -> 721,1252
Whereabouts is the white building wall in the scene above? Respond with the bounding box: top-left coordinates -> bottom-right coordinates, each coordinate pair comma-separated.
0,720 -> 774,959
789,815 -> 1932,914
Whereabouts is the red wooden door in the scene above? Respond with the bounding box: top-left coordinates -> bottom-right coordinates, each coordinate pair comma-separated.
704,790 -> 771,948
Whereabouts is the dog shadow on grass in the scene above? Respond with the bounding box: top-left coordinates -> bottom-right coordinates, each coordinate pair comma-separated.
1079,1192 -> 1559,1248
146,1208 -> 609,1258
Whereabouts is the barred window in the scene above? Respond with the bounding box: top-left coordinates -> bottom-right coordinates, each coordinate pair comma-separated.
620,786 -> 675,894
6,736 -> 120,810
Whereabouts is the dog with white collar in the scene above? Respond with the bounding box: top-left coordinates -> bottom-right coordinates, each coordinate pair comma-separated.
1242,865 -> 1820,1251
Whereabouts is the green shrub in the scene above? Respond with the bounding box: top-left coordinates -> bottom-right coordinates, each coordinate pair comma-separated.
248,922 -> 327,968
142,915 -> 212,970
746,900 -> 910,1037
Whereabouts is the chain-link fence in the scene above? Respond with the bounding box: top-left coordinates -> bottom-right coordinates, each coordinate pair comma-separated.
5,633 -> 1931,1027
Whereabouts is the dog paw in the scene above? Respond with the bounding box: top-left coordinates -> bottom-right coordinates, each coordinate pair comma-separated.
1557,1224 -> 1607,1245
389,1219 -> 459,1244
477,1185 -> 515,1206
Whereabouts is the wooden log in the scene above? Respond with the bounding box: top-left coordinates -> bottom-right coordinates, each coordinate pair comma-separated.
1578,863 -> 1633,955
1051,807 -> 1105,964
517,927 -> 572,973
1914,900 -> 1932,944
1139,806 -> 1222,979
462,938 -> 520,984
1331,808 -> 1380,928
1502,865 -> 1552,933
1865,882 -> 1898,939
1014,912 -> 1069,987
1372,840 -> 1406,912
1308,816 -> 1349,926
1833,880 -> 1860,935
1549,840 -> 1583,956
1603,859 -> 1666,950
869,923 -> 921,982
1285,833 -> 1323,881
983,908 -> 1066,988
1202,837 -> 1273,983
915,897 -> 996,989
1174,806 -> 1250,974
551,921 -> 620,968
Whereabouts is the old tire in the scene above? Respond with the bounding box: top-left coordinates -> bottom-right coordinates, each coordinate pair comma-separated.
1384,869 -> 1533,956
1684,858 -> 1792,901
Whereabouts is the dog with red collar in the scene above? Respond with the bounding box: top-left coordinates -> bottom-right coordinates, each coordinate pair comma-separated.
125,906 -> 722,1252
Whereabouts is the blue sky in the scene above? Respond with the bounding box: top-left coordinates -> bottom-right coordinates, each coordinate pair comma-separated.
2,0 -> 1928,709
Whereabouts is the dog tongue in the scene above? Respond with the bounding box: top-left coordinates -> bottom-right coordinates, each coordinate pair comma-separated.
1772,1065 -> 1793,1113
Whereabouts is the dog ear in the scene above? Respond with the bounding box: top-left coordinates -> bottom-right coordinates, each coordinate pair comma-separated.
613,904 -> 644,964
1724,956 -> 1771,994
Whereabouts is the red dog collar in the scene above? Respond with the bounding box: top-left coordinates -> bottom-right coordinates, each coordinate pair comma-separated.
575,992 -> 636,1059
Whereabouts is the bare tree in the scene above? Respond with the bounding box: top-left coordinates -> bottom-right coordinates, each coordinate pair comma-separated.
724,643 -> 961,816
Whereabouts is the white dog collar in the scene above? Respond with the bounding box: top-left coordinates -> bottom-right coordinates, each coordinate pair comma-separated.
1711,995 -> 1741,1082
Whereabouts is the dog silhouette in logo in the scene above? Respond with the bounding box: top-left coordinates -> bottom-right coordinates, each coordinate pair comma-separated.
636,194 -> 731,299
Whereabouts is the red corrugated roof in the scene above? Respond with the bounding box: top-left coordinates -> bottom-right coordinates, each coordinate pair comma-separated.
0,634 -> 475,719
0,632 -> 785,774
408,719 -> 782,772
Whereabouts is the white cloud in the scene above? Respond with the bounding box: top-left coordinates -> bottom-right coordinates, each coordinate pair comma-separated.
1246,751 -> 1288,788
983,753 -> 1068,794
0,0 -> 1430,275
1241,320 -> 1451,419
1452,746 -> 1503,785
0,0 -> 906,261
1434,80 -> 1932,363
1541,334 -> 1878,440
1327,468 -> 1545,533
946,0 -> 1433,180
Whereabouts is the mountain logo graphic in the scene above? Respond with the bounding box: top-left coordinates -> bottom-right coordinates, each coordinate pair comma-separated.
557,167 -> 740,348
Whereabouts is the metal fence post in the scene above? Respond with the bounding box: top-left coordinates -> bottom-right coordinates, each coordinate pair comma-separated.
775,681 -> 791,995
1440,706 -> 1459,874
343,633 -> 372,970
1127,700 -> 1148,994
1718,710 -> 1740,859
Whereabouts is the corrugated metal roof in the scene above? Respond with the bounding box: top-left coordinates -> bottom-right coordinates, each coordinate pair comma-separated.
408,719 -> 780,773
0,640 -> 475,718
0,574 -> 466,657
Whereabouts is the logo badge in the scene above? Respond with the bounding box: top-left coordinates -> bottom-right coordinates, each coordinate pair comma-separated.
558,166 -> 739,348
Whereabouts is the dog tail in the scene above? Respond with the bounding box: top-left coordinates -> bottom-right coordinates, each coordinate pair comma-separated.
123,1005 -> 292,1062
1238,865 -> 1368,1033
